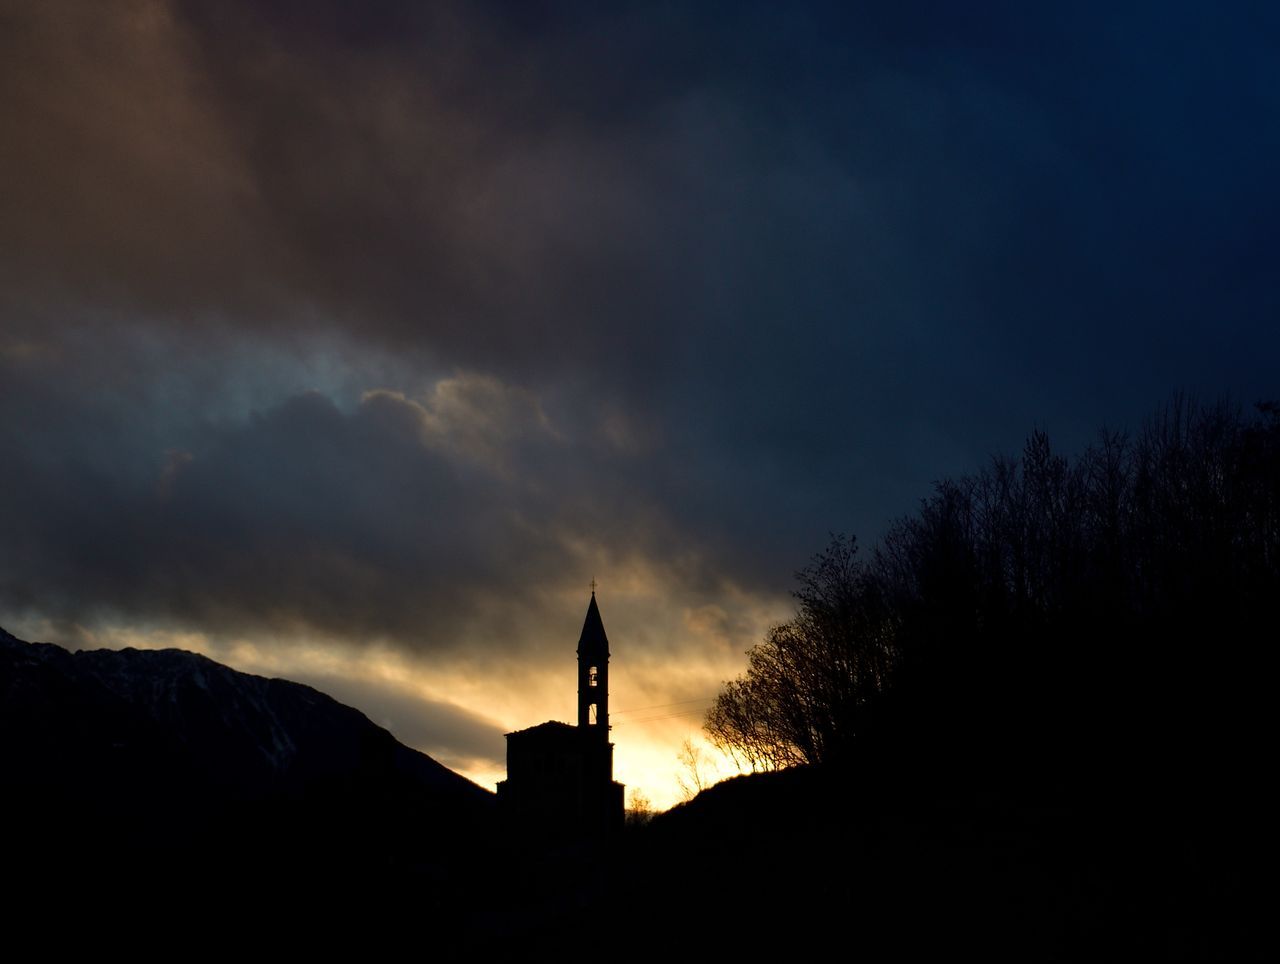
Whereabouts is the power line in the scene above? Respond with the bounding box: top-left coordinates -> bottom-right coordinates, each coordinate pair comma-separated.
611,695 -> 717,715
612,708 -> 708,726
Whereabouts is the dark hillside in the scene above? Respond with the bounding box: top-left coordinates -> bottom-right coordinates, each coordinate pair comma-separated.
1,627 -> 494,919
615,757 -> 1260,958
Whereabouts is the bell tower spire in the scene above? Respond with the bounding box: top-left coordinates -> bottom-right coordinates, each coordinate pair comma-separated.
577,584 -> 610,736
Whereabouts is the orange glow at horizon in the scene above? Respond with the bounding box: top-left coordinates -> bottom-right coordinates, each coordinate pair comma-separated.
18,579 -> 784,811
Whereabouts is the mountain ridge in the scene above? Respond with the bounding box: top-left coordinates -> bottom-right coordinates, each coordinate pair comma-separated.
1,623 -> 491,805
2,623 -> 496,918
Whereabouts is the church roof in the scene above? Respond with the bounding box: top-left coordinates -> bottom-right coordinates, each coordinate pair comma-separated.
505,720 -> 576,739
576,591 -> 610,658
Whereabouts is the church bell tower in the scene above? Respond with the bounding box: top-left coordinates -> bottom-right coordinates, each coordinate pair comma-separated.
577,584 -> 610,737
497,584 -> 625,837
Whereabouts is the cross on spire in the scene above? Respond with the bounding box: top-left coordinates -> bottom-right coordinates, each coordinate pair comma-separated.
590,577 -> 597,594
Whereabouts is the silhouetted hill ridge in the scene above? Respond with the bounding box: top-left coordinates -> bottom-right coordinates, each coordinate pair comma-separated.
2,625 -> 495,909
1,625 -> 490,802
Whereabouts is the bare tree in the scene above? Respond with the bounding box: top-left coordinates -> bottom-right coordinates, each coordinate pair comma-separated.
705,534 -> 897,770
625,788 -> 654,828
674,737 -> 719,801
706,395 -> 1280,780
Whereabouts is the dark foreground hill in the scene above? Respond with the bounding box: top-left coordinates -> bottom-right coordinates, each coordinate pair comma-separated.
1,626 -> 494,922
612,758 -> 1266,960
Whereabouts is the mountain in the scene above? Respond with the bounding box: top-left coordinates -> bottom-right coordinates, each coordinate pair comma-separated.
1,626 -> 494,913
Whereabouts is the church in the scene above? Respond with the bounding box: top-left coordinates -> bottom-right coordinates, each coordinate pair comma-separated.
496,589 -> 625,838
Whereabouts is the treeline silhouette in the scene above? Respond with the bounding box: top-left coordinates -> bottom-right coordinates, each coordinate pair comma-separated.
885,394 -> 1275,794
710,395 -> 1277,788
670,396 -> 1273,954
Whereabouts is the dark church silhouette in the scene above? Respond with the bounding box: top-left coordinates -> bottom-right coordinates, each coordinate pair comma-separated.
497,590 -> 625,837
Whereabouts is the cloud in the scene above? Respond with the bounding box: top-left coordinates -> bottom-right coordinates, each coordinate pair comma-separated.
0,352 -> 787,657
2,1 -> 1279,803
5,0 -> 1277,616
5,2 -> 1275,414
5,0 -> 1278,640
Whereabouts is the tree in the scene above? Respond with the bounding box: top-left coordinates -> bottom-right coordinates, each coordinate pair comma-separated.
625,788 -> 654,828
704,534 -> 898,770
706,395 -> 1280,783
674,736 -> 719,800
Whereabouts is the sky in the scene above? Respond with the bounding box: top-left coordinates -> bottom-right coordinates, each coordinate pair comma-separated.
2,0 -> 1278,808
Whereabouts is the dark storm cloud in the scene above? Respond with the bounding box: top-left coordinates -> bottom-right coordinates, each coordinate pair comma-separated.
0,336 -> 733,652
2,1 -> 1278,649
